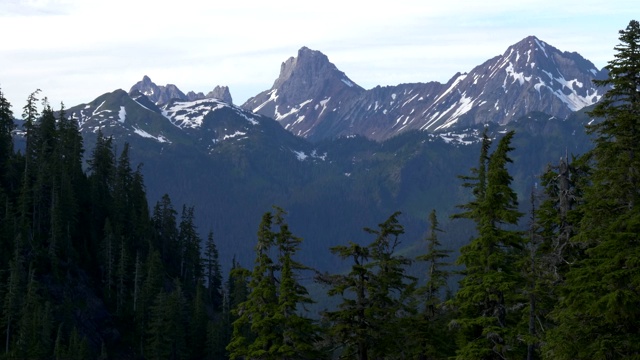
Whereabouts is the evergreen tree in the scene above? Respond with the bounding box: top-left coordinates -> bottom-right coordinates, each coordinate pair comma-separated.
322,242 -> 371,360
2,248 -> 26,355
177,205 -> 202,293
410,209 -> 454,359
21,89 -> 41,173
450,131 -> 525,359
221,257 -> 250,359
228,208 -> 319,360
545,20 -> 640,359
86,131 -> 115,268
227,211 -> 278,360
204,230 -> 223,312
146,280 -> 188,360
323,212 -> 414,360
136,249 -> 164,357
0,87 -> 14,191
15,266 -> 53,358
272,208 -> 320,359
152,194 -> 179,276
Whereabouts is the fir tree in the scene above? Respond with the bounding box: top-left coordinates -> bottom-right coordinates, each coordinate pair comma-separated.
545,20 -> 640,359
411,209 -> 454,359
204,230 -> 223,312
0,87 -> 14,191
450,131 -> 525,359
228,208 -> 319,360
323,212 -> 415,360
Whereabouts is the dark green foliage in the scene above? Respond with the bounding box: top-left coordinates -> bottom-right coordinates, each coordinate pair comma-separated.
545,20 -> 640,359
151,194 -> 179,276
178,205 -> 202,293
450,131 -> 526,359
409,209 -> 455,359
323,212 -> 415,360
228,207 -> 321,360
0,88 -> 14,192
204,230 -> 223,311
1,26 -> 638,358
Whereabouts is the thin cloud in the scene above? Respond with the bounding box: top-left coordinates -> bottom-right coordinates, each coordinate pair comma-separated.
0,0 -> 638,110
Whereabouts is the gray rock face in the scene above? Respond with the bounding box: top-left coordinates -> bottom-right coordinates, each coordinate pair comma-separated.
242,47 -> 365,139
186,91 -> 206,101
129,75 -> 187,105
242,38 -> 607,141
130,76 -> 233,105
206,85 -> 233,104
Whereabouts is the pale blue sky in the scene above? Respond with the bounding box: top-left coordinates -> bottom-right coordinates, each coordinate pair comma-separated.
0,0 -> 637,111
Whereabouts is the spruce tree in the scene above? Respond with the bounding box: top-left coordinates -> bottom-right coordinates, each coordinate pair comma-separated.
227,211 -> 278,360
411,209 -> 454,359
450,131 -> 525,359
323,212 -> 414,360
228,208 -> 319,360
545,20 -> 640,359
204,230 -> 223,312
0,87 -> 14,191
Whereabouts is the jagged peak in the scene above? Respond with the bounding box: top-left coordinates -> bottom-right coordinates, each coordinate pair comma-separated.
206,85 -> 233,104
272,46 -> 337,89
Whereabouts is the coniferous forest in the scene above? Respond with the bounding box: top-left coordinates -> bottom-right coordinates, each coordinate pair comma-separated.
0,20 -> 639,360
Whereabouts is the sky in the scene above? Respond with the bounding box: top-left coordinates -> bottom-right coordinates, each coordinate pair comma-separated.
1,0 -> 638,113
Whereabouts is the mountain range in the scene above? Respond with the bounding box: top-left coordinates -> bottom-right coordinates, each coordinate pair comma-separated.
244,36 -> 606,141
12,35 -> 604,271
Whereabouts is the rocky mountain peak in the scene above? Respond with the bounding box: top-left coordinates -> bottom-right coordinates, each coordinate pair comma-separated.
206,85 -> 233,104
242,46 -> 365,138
272,46 -> 338,90
129,76 -> 186,106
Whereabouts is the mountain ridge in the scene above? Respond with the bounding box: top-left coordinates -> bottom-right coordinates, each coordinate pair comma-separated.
241,36 -> 608,141
129,76 -> 234,106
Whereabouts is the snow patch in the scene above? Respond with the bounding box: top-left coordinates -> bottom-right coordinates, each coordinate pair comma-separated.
253,89 -> 279,113
274,99 -> 312,121
132,127 -> 169,143
534,38 -> 548,57
163,99 -> 225,129
222,131 -> 246,140
134,99 -> 152,111
504,62 -> 532,88
438,131 -> 475,145
118,106 -> 126,123
292,150 -> 307,161
341,78 -> 355,87
433,73 -> 468,104
92,101 -> 106,115
318,98 -> 330,117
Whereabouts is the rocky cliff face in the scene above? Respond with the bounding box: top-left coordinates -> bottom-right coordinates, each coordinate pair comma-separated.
242,47 -> 365,139
242,37 -> 608,141
206,85 -> 233,104
129,76 -> 233,105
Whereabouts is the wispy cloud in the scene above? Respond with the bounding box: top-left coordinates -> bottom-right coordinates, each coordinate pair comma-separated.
1,0 -> 637,110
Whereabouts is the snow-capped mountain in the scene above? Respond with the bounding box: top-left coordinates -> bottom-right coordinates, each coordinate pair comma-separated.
242,47 -> 365,139
65,87 -> 312,160
242,36 -> 607,141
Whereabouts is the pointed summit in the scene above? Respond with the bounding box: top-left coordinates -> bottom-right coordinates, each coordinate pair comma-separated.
129,76 -> 187,105
242,46 -> 364,139
206,86 -> 233,104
